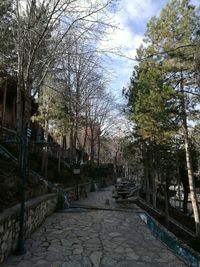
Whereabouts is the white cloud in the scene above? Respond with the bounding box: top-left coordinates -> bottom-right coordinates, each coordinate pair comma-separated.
191,0 -> 200,7
100,0 -> 164,60
123,0 -> 160,21
100,0 -> 167,102
103,0 -> 200,131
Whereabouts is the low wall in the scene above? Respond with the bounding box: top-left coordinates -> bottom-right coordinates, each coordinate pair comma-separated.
0,179 -> 112,263
0,193 -> 58,263
64,182 -> 96,202
64,180 -> 109,201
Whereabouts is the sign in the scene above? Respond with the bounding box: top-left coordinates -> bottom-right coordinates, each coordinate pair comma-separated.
73,169 -> 80,175
27,128 -> 32,138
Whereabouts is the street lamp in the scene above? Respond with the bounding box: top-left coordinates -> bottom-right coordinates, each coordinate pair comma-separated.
73,166 -> 80,200
15,127 -> 31,255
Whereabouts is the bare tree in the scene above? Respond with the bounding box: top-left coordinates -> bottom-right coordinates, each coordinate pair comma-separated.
11,0 -> 114,135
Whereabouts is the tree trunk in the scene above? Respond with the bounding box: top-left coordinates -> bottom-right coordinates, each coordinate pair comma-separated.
62,135 -> 66,150
74,68 -> 80,164
184,132 -> 200,231
36,127 -> 42,142
113,156 -> 117,184
12,96 -> 16,128
90,126 -> 95,164
42,119 -> 48,179
16,32 -> 24,135
164,182 -> 169,227
80,120 -> 88,163
177,164 -> 182,210
16,79 -> 22,134
57,136 -> 62,173
149,146 -> 156,208
151,169 -> 156,208
183,190 -> 189,214
142,144 -> 150,203
44,149 -> 48,179
74,123 -> 78,164
178,182 -> 182,210
24,92 -> 32,128
145,163 -> 150,203
97,133 -> 101,166
58,147 -> 61,174
69,125 -> 74,163
2,78 -> 7,127
152,145 -> 157,208
180,71 -> 200,236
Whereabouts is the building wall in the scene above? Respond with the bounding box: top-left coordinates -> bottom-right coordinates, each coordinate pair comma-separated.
0,85 -> 16,129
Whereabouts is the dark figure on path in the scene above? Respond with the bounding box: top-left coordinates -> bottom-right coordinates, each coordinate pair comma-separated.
80,185 -> 87,198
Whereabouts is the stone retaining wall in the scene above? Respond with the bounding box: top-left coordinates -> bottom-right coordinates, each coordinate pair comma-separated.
65,180 -> 105,201
0,193 -> 58,263
0,178 -> 112,263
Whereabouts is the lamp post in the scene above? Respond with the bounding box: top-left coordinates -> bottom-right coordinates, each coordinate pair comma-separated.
15,127 -> 31,255
73,166 -> 80,200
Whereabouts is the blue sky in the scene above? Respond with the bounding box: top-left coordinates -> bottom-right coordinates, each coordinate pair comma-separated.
104,0 -> 199,103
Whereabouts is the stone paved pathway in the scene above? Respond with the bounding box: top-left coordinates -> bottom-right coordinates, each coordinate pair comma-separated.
0,187 -> 187,267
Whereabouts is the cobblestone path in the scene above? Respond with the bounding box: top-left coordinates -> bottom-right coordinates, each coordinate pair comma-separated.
0,187 -> 187,267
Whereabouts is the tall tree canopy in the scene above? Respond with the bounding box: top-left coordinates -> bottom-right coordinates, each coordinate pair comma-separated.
125,0 -> 200,236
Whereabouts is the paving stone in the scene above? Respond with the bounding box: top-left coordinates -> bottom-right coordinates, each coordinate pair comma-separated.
115,246 -> 125,253
22,252 -> 33,260
106,244 -> 119,251
41,242 -> 50,247
63,249 -> 73,256
48,261 -> 63,267
101,256 -> 117,266
16,260 -> 32,267
31,259 -> 50,267
61,239 -> 74,247
167,261 -> 187,267
0,264 -> 15,267
69,255 -> 82,261
142,255 -> 152,262
31,251 -> 48,257
61,261 -> 81,267
32,246 -> 47,253
73,247 -> 83,255
112,237 -> 126,243
116,261 -> 145,267
45,251 -> 64,262
82,256 -> 92,267
89,251 -> 102,267
108,232 -> 121,238
105,252 -> 125,261
28,256 -> 44,264
1,186 -> 187,267
80,249 -> 92,256
47,245 -> 64,253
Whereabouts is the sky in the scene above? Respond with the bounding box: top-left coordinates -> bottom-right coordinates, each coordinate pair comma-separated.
104,0 -> 200,104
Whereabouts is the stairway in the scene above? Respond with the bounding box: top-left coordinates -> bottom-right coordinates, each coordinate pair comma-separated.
0,144 -> 68,201
0,145 -> 18,163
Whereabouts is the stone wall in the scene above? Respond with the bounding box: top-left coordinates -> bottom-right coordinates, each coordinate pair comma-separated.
0,179 -> 112,263
0,193 -> 58,263
65,181 -> 104,202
